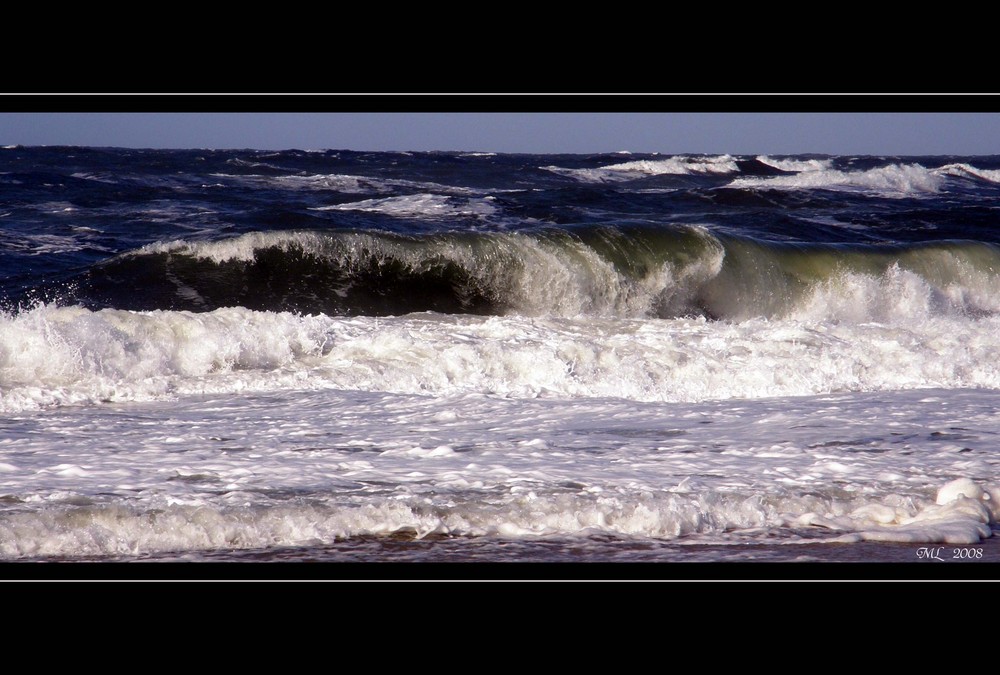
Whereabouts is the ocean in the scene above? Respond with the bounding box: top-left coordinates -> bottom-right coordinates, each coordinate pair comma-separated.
1,146 -> 998,571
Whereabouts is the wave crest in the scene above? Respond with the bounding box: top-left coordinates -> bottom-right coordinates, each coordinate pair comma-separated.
543,155 -> 739,182
727,163 -> 944,195
5,303 -> 1000,413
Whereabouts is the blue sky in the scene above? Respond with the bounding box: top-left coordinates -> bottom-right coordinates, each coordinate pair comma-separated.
2,112 -> 1000,155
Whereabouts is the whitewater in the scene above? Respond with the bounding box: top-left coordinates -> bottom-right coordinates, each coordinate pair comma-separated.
1,147 -> 998,564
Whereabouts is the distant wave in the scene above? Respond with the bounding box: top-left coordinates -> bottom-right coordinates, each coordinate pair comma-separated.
211,172 -> 475,196
727,163 -> 944,195
937,163 -> 1000,184
755,155 -> 832,172
725,161 -> 1000,196
311,194 -> 497,219
543,155 -> 740,181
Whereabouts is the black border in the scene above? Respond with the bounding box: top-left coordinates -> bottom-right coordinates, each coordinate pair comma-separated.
0,560 -> 998,580
1,96 -> 999,589
3,92 -> 1000,113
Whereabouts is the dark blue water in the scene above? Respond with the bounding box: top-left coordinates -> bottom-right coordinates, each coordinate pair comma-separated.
5,147 -> 1000,318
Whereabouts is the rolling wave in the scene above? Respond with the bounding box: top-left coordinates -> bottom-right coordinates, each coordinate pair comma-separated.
727,163 -> 945,195
61,226 -> 1000,321
543,155 -> 740,181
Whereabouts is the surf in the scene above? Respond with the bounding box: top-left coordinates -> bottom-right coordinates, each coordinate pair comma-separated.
32,225 -> 999,322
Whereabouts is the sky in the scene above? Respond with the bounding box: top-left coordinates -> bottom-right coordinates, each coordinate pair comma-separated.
2,111 -> 1000,155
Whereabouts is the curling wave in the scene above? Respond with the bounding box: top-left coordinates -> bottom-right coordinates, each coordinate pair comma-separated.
60,226 -> 1000,321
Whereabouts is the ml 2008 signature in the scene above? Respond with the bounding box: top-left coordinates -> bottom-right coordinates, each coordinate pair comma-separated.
916,547 -> 984,560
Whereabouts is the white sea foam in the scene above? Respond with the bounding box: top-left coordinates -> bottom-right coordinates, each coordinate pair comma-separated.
312,194 -> 498,219
5,483 -> 991,558
136,230 -> 331,263
209,172 -> 387,194
211,172 -> 475,197
544,155 -> 739,182
936,163 -> 1000,184
755,156 -> 833,172
798,477 -> 999,544
727,163 -> 944,195
273,173 -> 387,194
4,301 -> 1000,414
0,231 -> 110,255
0,385 -> 996,558
784,263 -> 1000,322
0,305 -> 332,412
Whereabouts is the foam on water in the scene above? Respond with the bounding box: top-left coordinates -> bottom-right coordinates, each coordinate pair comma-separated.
133,230 -> 331,264
0,231 -> 109,255
727,163 -> 944,195
4,302 -> 1000,413
212,172 -> 475,196
779,261 -> 1000,322
4,483 -> 991,558
208,172 -> 387,194
544,155 -> 739,182
0,386 -> 996,558
937,163 -> 1000,184
5,149 -> 1000,560
273,173 -> 392,194
755,156 -> 833,173
798,478 -> 1000,544
312,194 -> 498,219
0,304 -> 331,411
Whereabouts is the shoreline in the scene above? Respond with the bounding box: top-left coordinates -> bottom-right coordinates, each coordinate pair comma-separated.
10,530 -> 999,567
